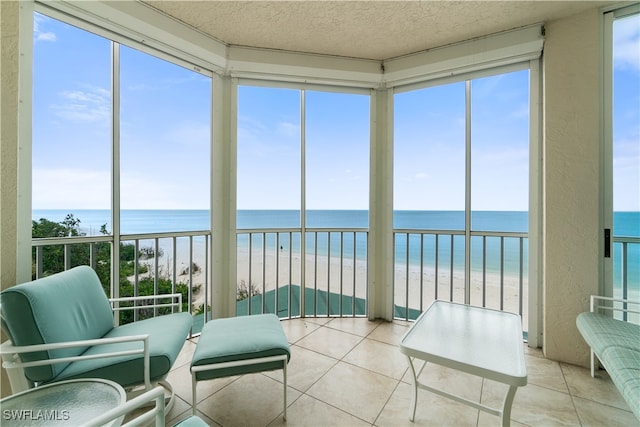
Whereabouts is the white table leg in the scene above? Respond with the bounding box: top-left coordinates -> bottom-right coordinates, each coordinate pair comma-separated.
406,355 -> 418,422
501,385 -> 518,427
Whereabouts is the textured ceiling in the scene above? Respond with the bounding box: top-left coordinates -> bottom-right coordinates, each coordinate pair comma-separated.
142,1 -> 614,60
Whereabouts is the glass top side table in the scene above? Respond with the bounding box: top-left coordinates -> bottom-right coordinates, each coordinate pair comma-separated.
1,378 -> 126,426
400,300 -> 528,427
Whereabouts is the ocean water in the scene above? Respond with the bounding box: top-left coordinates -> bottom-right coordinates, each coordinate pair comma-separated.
32,209 -> 533,235
32,209 -> 639,287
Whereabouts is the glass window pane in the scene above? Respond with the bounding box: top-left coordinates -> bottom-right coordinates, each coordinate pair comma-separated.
306,91 -> 369,228
32,13 -> 111,235
393,83 -> 466,311
119,45 -> 211,233
469,70 -> 530,315
471,70 -> 530,233
393,83 -> 466,230
613,14 -> 640,214
237,86 -> 301,228
612,13 -> 640,301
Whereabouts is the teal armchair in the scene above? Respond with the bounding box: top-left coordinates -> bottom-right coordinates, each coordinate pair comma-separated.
0,266 -> 193,412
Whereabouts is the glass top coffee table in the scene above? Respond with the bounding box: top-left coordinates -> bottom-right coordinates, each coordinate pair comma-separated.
0,378 -> 126,426
400,301 -> 527,427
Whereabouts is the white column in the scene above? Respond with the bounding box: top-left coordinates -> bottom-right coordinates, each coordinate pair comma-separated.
15,0 -> 34,284
368,88 -> 394,320
528,58 -> 543,348
543,9 -> 602,365
210,74 -> 237,319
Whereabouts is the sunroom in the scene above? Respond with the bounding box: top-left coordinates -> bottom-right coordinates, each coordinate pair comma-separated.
1,1 -> 638,426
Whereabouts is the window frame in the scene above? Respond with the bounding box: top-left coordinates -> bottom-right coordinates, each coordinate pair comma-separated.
28,7 -> 214,298
391,62 -> 542,343
601,3 -> 640,297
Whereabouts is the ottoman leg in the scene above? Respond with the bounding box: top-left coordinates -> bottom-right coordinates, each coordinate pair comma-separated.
192,371 -> 197,416
283,358 -> 287,421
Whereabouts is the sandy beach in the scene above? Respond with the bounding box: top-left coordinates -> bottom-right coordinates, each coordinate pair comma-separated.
142,242 -> 528,329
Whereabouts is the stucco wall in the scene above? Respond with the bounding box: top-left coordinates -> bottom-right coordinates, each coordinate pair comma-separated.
543,8 -> 602,365
0,0 -> 19,288
0,0 -> 20,398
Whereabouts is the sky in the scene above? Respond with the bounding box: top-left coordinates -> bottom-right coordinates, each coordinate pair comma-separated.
393,71 -> 530,211
32,11 -> 639,213
613,13 -> 640,212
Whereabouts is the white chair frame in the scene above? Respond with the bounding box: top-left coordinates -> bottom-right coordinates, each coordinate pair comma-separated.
587,295 -> 640,377
0,293 -> 184,413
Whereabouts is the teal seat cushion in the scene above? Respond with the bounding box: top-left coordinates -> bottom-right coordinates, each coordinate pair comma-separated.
191,314 -> 290,381
52,311 -> 193,388
576,312 -> 640,354
1,266 -> 114,383
600,346 -> 640,419
577,312 -> 640,420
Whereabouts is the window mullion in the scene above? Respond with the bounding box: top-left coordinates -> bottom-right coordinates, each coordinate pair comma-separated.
300,89 -> 307,316
111,41 -> 122,314
602,11 -> 614,298
464,80 -> 472,304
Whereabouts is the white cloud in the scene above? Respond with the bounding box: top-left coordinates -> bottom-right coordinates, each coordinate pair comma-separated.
52,86 -> 110,123
472,74 -> 504,98
237,115 -> 274,156
278,121 -> 300,138
126,83 -> 155,92
120,171 -> 209,210
33,14 -> 57,43
414,172 -> 429,180
613,134 -> 639,211
343,169 -> 363,181
475,146 -> 529,165
167,121 -> 210,147
510,104 -> 530,119
238,115 -> 267,133
614,15 -> 640,71
33,167 -> 210,210
32,168 -> 110,209
35,32 -> 57,42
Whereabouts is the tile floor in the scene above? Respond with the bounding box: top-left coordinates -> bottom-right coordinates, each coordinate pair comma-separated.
163,317 -> 636,427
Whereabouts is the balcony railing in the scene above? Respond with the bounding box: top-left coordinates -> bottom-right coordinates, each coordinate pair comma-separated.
236,228 -> 369,319
30,230 -> 639,331
613,236 -> 640,322
392,230 -> 529,333
240,228 -> 531,328
31,230 -> 211,335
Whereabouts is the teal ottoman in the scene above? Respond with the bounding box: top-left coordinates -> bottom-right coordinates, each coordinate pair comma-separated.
190,314 -> 291,420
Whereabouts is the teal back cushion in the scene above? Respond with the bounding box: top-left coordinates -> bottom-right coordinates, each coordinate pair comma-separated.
1,266 -> 114,383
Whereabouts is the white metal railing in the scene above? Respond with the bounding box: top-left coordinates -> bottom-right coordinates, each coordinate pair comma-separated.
32,235 -> 112,275
31,230 -> 211,334
236,228 -> 369,319
28,230 -> 640,328
613,236 -> 640,321
392,230 -> 529,330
